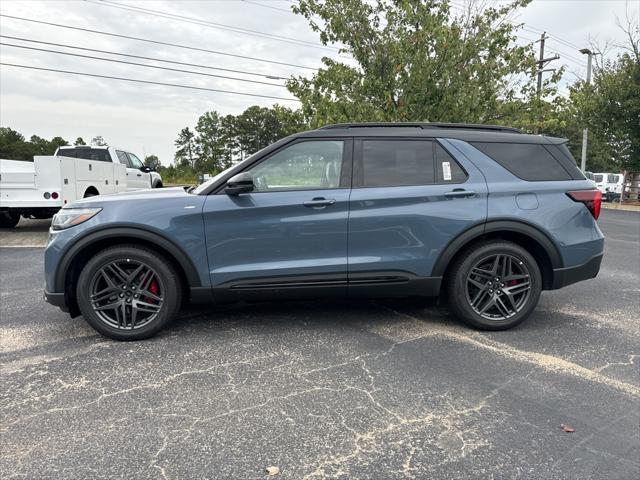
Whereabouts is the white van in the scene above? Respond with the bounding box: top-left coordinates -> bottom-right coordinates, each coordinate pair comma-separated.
593,172 -> 623,201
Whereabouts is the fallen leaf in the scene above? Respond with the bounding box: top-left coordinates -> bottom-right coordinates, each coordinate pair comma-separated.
266,466 -> 280,476
560,423 -> 575,433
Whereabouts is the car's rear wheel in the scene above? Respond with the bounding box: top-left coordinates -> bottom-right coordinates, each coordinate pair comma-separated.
446,241 -> 541,330
0,212 -> 20,228
76,245 -> 182,340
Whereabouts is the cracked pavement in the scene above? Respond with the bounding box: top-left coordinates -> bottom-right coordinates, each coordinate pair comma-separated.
1,210 -> 639,479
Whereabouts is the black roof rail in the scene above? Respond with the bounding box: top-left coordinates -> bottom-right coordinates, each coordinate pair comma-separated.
318,122 -> 523,134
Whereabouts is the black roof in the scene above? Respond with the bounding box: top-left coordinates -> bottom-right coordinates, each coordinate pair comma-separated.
301,122 -> 565,145
319,122 -> 523,133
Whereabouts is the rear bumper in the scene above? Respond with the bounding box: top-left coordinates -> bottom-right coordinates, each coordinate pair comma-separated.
551,253 -> 603,289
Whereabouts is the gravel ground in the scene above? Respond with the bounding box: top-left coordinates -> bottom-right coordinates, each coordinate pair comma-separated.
0,209 -> 638,479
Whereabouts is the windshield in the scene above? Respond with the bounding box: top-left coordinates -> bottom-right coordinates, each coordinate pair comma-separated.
593,174 -> 604,183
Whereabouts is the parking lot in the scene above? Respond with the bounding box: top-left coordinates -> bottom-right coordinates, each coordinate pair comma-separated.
1,209 -> 638,479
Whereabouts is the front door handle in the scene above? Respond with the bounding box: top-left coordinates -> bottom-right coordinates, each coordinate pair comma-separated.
444,189 -> 476,199
137,173 -> 142,177
303,197 -> 336,209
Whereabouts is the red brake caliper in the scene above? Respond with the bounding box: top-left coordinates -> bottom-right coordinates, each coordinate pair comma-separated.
149,279 -> 159,296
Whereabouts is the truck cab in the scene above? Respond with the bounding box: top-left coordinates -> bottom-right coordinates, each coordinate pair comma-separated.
57,146 -> 162,190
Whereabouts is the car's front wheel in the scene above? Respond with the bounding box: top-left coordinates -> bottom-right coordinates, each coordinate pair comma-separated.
76,245 -> 182,340
446,241 -> 542,330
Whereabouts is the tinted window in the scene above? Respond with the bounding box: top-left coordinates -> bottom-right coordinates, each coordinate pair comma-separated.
57,148 -> 111,162
361,140 -> 434,187
435,144 -> 467,183
249,140 -> 344,192
545,144 -> 584,180
471,142 -> 572,181
594,174 -> 604,183
608,174 -> 619,183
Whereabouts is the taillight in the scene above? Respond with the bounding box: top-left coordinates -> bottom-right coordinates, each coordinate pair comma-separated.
567,189 -> 602,220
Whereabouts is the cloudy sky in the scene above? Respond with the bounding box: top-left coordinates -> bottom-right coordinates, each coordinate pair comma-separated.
0,0 -> 637,164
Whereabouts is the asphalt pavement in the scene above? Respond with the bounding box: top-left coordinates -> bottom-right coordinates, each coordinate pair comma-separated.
1,210 -> 638,479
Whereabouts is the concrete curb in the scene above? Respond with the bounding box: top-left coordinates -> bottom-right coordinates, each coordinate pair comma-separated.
602,203 -> 640,212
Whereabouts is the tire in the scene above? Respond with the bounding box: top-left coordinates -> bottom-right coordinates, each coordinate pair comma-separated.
76,245 -> 182,340
153,182 -> 163,188
84,191 -> 98,198
446,240 -> 542,330
0,212 -> 20,228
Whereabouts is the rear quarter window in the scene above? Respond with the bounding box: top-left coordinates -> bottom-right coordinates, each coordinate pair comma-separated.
471,142 -> 574,181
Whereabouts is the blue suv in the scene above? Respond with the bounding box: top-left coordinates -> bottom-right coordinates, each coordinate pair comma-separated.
44,123 -> 604,340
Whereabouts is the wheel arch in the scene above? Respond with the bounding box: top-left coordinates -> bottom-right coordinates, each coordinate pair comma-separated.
57,227 -> 202,316
83,186 -> 100,197
433,220 -> 562,291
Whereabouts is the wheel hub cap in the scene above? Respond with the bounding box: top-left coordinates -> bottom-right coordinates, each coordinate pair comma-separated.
89,259 -> 164,330
465,254 -> 531,320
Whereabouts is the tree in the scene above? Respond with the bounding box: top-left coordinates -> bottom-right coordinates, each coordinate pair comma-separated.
289,0 -> 549,127
50,136 -> 69,150
174,127 -> 198,168
144,154 -> 161,170
91,135 -> 107,146
74,137 -> 86,145
195,111 -> 227,172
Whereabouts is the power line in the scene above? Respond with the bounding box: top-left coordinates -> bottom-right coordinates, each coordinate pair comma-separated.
0,62 -> 300,102
239,0 -> 295,14
86,0 -> 341,53
0,42 -> 288,87
0,35 -> 290,80
0,14 -> 318,71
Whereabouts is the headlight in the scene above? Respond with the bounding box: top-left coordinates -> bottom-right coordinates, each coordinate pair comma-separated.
51,208 -> 102,230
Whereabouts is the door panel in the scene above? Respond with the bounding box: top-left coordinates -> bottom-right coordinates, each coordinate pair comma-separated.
203,189 -> 350,291
202,138 -> 352,297
348,139 -> 488,283
125,152 -> 150,190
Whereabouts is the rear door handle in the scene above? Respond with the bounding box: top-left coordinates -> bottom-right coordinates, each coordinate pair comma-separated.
137,173 -> 142,177
303,197 -> 336,209
444,189 -> 476,198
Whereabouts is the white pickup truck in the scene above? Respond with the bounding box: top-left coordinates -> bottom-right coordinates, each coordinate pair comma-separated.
0,146 -> 163,228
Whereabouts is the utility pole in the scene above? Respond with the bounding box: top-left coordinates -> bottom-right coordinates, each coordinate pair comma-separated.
579,48 -> 594,172
536,32 -> 560,98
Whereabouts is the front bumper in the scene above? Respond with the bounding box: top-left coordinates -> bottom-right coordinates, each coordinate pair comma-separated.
44,289 -> 68,312
551,253 -> 603,289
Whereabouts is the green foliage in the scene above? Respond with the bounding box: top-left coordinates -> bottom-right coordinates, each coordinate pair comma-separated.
144,154 -> 161,170
288,0 -> 550,126
174,127 -> 198,169
74,137 -> 86,146
0,127 -> 69,160
172,105 -> 306,180
569,51 -> 639,172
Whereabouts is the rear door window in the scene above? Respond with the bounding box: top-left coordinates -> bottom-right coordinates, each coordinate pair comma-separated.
57,148 -> 111,162
359,140 -> 434,187
471,142 -> 573,181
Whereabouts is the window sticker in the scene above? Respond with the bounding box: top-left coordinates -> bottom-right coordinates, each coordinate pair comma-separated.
442,161 -> 452,181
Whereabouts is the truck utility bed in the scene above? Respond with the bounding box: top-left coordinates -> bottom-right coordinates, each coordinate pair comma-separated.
0,156 -> 126,213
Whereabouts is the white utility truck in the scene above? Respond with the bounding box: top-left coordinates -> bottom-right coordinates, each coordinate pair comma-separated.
593,172 -> 624,201
0,146 -> 163,228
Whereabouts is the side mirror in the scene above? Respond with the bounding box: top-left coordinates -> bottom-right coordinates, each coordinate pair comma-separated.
140,166 -> 152,173
225,172 -> 254,195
